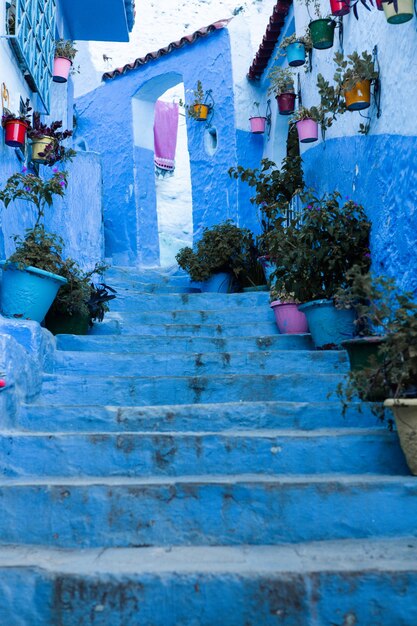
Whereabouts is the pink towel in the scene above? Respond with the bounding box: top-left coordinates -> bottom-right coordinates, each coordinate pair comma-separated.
154,100 -> 179,171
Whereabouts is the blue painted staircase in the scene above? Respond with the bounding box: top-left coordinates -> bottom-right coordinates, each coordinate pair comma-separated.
1,268 -> 417,625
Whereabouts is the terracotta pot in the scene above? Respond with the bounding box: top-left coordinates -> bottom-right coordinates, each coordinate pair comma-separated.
192,103 -> 209,121
344,80 -> 371,111
249,116 -> 267,134
384,399 -> 417,475
53,57 -> 72,83
3,119 -> 28,148
276,93 -> 296,116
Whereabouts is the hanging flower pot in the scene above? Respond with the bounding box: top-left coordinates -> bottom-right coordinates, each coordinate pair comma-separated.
3,120 -> 28,148
382,0 -> 414,23
344,80 -> 371,111
286,42 -> 306,67
296,118 -> 319,143
276,93 -> 296,116
376,0 -> 384,9
192,103 -> 209,121
249,116 -> 267,134
309,19 -> 336,50
330,0 -> 350,15
270,301 -> 309,334
53,57 -> 72,83
31,136 -> 55,163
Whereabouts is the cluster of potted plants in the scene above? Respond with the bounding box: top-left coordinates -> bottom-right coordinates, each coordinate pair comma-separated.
0,168 -> 115,333
335,267 -> 417,474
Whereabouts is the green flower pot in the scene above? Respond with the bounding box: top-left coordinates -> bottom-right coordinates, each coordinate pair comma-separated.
45,311 -> 90,335
342,336 -> 387,402
309,19 -> 336,50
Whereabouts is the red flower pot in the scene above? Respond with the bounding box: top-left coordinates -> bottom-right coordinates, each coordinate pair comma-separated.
276,93 -> 296,116
3,120 -> 28,148
376,0 -> 384,9
330,0 -> 350,15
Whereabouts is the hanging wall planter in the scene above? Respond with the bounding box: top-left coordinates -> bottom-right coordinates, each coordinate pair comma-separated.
53,57 -> 72,83
330,0 -> 350,15
3,120 -> 28,148
382,0 -> 414,23
376,0 -> 384,9
344,79 -> 371,111
192,104 -> 210,121
296,118 -> 319,143
249,116 -> 267,134
286,42 -> 306,67
309,19 -> 336,50
31,136 -> 55,163
276,93 -> 296,115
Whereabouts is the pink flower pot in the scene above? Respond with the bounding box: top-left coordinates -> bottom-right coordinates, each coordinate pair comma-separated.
249,116 -> 267,134
296,118 -> 319,143
53,57 -> 72,83
270,301 -> 309,334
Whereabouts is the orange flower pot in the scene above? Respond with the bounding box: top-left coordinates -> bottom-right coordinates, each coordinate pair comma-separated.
344,80 -> 371,111
192,103 -> 209,121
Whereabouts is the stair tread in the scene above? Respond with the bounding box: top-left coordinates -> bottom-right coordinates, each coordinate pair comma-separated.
1,538 -> 416,575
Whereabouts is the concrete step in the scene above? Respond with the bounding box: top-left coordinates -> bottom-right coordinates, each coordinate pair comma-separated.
17,400 -> 383,433
0,474 -> 415,548
1,539 -> 416,625
105,266 -> 190,284
48,349 -> 348,377
0,429 -> 407,478
115,321 -> 280,337
56,333 -> 314,353
106,306 -> 275,325
38,373 -> 345,406
109,290 -> 270,312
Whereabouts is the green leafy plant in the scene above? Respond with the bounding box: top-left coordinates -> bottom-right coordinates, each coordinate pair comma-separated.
279,30 -> 313,53
267,67 -> 295,96
28,113 -> 76,166
266,191 -> 371,303
179,80 -> 210,120
335,270 -> 417,420
290,105 -> 333,133
303,0 -> 331,19
1,98 -> 32,127
176,221 -> 256,285
54,39 -> 78,61
251,102 -> 264,117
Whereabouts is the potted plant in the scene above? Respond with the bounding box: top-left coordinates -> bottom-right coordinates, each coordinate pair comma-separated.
278,31 -> 312,67
336,273 -> 417,474
381,0 -> 414,23
28,113 -> 76,166
0,169 -> 69,322
304,0 -> 337,48
1,99 -> 32,148
267,67 -> 296,115
249,102 -> 267,134
180,81 -> 211,122
333,51 -> 379,111
270,287 -> 309,334
53,39 -> 78,83
175,221 -> 255,293
45,261 -> 116,335
266,192 -> 371,349
290,105 -> 330,143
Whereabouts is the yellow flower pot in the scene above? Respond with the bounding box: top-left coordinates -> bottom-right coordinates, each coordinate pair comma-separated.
344,80 -> 371,111
192,103 -> 209,121
384,399 -> 417,475
31,136 -> 55,163
383,0 -> 413,23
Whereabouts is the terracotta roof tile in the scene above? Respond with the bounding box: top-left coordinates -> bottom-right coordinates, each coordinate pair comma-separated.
102,18 -> 232,81
247,0 -> 293,80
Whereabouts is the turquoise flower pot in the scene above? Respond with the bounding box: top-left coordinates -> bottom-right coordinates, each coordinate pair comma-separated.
286,42 -> 306,67
202,272 -> 234,293
0,262 -> 67,323
298,299 -> 356,349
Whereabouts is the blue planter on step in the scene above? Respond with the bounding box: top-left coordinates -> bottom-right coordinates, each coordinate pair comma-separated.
286,42 -> 306,67
202,272 -> 234,293
298,299 -> 356,349
0,262 -> 67,323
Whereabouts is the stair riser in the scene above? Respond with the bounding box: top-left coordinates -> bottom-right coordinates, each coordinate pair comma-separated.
116,322 -> 279,337
109,291 -> 270,312
56,334 -> 314,353
1,480 -> 416,548
39,374 -> 344,406
0,432 -> 407,478
49,351 -> 348,377
106,307 -> 275,324
17,402 -> 384,433
2,569 -> 417,626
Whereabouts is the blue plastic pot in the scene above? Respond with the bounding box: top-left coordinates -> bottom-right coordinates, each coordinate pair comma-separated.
286,42 -> 306,67
0,262 -> 67,323
298,299 -> 356,349
202,272 -> 234,293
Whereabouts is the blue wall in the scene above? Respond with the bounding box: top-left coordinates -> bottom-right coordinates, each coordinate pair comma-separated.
302,134 -> 417,293
76,28 -> 243,266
